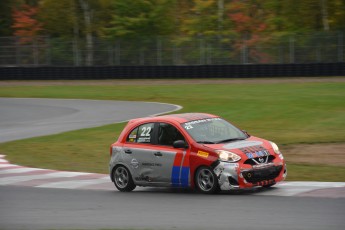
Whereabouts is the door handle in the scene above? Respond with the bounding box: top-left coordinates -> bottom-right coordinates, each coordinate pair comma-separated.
124,149 -> 132,154
154,152 -> 162,157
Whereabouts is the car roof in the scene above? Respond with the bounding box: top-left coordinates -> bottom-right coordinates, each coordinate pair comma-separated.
128,113 -> 219,125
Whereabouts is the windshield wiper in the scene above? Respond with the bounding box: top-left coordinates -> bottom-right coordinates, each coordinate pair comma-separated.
197,141 -> 216,144
215,138 -> 245,144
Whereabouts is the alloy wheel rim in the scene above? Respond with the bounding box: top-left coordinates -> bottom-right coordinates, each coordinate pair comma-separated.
114,167 -> 129,188
198,169 -> 214,191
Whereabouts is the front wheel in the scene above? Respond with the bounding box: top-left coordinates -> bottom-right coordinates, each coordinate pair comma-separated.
195,166 -> 219,194
112,165 -> 136,192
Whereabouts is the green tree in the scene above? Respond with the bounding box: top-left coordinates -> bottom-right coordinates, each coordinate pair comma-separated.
181,0 -> 233,37
328,0 -> 345,31
105,0 -> 176,38
263,0 -> 342,32
38,0 -> 113,65
0,0 -> 29,36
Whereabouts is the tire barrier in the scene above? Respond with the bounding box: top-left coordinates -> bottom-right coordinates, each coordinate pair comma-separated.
0,63 -> 344,80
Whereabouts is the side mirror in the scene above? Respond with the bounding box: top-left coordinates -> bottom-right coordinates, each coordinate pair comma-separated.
173,140 -> 188,149
242,130 -> 250,137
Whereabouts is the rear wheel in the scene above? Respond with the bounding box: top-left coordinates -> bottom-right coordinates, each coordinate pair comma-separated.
195,166 -> 219,194
112,165 -> 136,192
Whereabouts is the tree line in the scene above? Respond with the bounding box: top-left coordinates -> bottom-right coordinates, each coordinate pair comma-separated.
1,0 -> 344,66
1,0 -> 344,39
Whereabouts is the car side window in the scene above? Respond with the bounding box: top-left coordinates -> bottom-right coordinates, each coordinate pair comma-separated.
158,123 -> 185,146
127,123 -> 154,144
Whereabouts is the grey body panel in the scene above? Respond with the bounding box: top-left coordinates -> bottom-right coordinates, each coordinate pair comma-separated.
110,145 -> 179,187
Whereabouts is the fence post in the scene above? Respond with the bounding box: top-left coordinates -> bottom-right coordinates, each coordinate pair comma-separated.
199,36 -> 206,65
338,32 -> 344,62
140,48 -> 145,65
157,37 -> 162,66
73,37 -> 80,66
15,37 -> 20,66
241,37 -> 248,64
173,43 -> 178,65
206,43 -> 211,65
108,44 -> 113,66
115,40 -> 120,65
289,35 -> 295,63
33,38 -> 38,66
46,36 -> 51,65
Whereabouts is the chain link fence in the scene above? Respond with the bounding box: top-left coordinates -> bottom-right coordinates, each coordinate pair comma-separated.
0,32 -> 343,67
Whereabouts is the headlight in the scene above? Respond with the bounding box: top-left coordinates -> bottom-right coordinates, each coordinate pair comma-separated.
215,150 -> 241,162
269,141 -> 281,155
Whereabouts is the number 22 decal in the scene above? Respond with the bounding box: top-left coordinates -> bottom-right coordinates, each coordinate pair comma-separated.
141,127 -> 151,137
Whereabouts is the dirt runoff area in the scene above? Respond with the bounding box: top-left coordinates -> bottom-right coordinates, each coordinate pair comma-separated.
281,143 -> 345,167
1,77 -> 344,167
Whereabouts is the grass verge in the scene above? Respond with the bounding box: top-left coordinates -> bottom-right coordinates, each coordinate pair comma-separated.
0,80 -> 344,181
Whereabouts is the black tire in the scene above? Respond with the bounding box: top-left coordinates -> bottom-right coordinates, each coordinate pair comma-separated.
112,165 -> 136,192
195,166 -> 220,194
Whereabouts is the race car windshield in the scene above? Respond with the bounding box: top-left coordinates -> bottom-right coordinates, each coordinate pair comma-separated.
182,118 -> 247,143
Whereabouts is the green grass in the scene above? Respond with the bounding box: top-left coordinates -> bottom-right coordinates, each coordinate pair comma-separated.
0,81 -> 344,180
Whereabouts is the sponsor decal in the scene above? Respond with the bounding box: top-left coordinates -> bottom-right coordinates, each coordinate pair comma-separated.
197,150 -> 209,158
254,179 -> 275,186
130,159 -> 139,168
138,137 -> 150,143
135,175 -> 151,182
252,162 -> 274,169
240,145 -> 270,159
142,162 -> 162,167
223,162 -> 239,168
183,118 -> 221,130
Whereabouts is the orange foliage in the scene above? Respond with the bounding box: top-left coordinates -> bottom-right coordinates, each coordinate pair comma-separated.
228,0 -> 271,63
12,4 -> 43,44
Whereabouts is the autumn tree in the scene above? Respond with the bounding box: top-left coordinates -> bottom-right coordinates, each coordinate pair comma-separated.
227,0 -> 272,63
12,4 -> 43,43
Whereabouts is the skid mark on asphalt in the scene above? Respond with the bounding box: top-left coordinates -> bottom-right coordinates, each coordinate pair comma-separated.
1,155 -> 345,197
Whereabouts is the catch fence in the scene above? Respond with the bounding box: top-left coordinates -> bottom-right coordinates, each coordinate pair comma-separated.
0,32 -> 343,67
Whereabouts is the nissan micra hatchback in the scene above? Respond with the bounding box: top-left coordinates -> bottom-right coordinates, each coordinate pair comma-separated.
109,113 -> 287,194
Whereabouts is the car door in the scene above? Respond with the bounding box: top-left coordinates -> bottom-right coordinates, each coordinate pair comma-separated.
122,122 -> 158,184
153,122 -> 190,187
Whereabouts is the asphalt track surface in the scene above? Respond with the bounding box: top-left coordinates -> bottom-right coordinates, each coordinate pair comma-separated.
1,185 -> 344,230
0,98 -> 181,143
0,98 -> 345,230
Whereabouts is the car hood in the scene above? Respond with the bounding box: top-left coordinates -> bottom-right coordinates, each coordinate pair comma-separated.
202,137 -> 272,157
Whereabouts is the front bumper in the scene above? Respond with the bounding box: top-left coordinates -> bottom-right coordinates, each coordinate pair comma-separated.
213,161 -> 286,190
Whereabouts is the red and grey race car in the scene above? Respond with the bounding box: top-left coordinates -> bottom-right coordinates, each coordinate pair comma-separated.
109,113 -> 287,194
